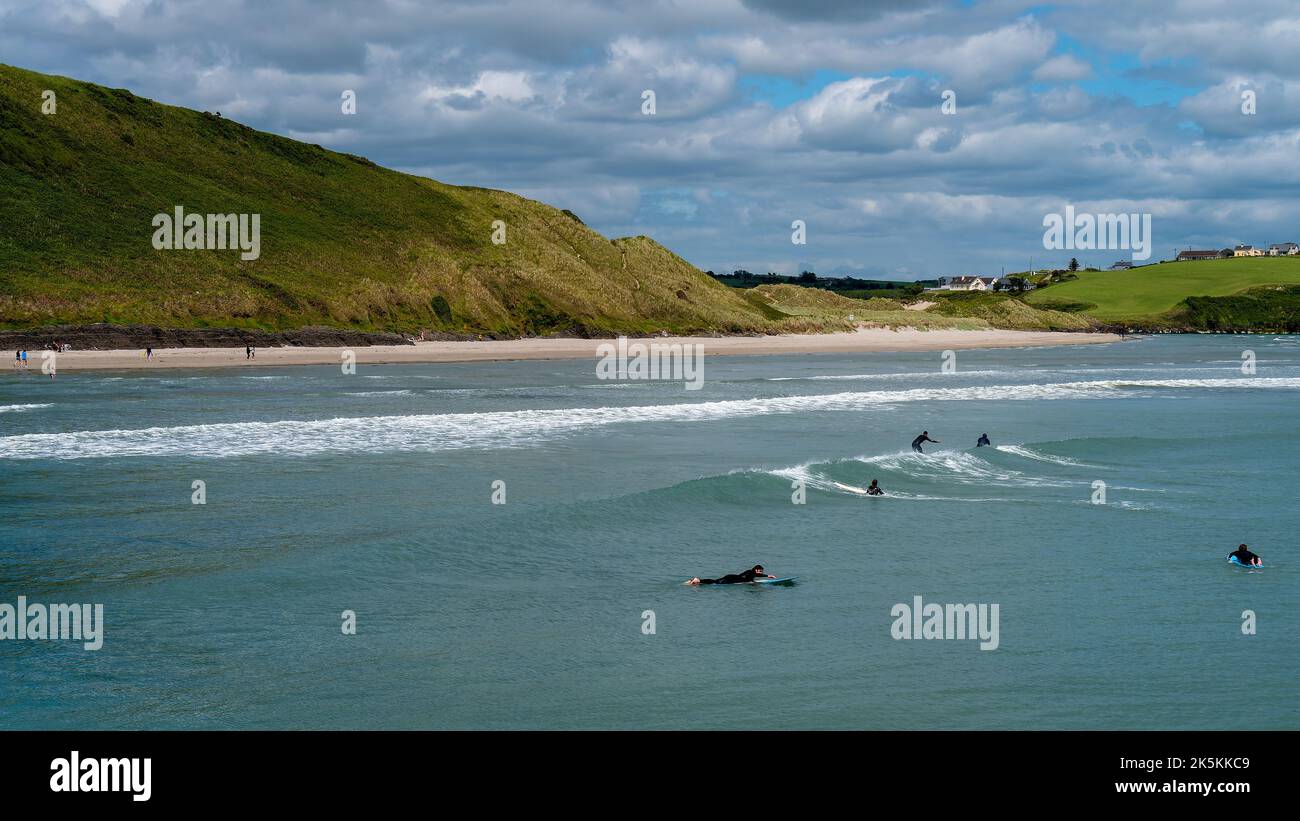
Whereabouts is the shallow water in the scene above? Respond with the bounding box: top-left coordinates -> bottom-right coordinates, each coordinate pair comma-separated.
0,336 -> 1295,728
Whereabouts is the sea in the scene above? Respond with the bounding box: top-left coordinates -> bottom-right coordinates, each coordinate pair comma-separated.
0,335 -> 1294,729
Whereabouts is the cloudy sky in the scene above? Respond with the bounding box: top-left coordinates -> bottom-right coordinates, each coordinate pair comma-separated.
4,0 -> 1299,279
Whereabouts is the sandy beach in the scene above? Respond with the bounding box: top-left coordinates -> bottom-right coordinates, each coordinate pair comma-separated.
15,328 -> 1124,372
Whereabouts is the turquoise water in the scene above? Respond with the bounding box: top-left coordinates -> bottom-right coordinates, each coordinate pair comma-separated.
1,336 -> 1295,729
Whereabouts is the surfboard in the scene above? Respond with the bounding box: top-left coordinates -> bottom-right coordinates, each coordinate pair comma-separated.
1228,556 -> 1263,568
752,576 -> 798,585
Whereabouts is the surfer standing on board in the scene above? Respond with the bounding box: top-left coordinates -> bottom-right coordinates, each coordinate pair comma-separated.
685,565 -> 774,585
911,431 -> 939,453
977,433 -> 991,447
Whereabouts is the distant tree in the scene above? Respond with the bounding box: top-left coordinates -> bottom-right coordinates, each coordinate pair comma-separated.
798,271 -> 817,283
1068,257 -> 1079,272
733,270 -> 752,277
993,280 -> 1005,292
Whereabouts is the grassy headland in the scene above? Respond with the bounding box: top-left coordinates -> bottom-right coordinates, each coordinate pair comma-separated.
1025,257 -> 1300,329
0,64 -> 817,340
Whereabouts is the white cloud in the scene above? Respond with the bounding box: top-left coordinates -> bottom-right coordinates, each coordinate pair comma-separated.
1033,54 -> 1092,82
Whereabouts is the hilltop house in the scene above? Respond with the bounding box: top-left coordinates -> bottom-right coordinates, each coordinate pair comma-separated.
942,275 -> 1000,291
1176,250 -> 1220,261
1166,243 -> 1296,262
1109,260 -> 1135,269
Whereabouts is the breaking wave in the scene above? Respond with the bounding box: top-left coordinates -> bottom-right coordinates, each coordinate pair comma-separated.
3,377 -> 1298,461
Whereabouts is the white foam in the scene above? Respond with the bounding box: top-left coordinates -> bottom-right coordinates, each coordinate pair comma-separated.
0,403 -> 52,413
767,369 -> 1010,382
854,449 -> 1067,486
995,444 -> 1095,468
767,465 -> 1021,502
4,376 -> 1299,460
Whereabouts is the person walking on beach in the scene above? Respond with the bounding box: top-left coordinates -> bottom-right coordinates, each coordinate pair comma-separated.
911,431 -> 939,453
250,346 -> 256,360
146,346 -> 153,361
20,349 -> 28,371
13,350 -> 19,371
245,345 -> 251,360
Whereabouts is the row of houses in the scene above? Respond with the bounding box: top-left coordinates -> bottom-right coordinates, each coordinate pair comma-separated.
1177,242 -> 1299,261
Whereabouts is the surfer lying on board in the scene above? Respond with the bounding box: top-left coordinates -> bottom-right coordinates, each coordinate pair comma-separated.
867,479 -> 884,496
685,565 -> 774,585
911,431 -> 939,453
1228,544 -> 1262,566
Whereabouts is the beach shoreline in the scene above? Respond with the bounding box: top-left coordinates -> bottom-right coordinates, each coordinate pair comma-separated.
10,328 -> 1126,372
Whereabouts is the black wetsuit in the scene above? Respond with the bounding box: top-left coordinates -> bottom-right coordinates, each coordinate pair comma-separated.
1228,547 -> 1260,565
911,434 -> 936,453
977,435 -> 991,447
698,568 -> 763,585
867,483 -> 884,496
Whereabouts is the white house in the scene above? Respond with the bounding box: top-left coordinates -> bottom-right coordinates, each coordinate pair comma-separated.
1268,242 -> 1299,256
944,275 -> 1000,291
1234,244 -> 1265,257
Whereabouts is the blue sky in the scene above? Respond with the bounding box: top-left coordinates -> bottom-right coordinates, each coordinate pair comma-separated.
3,0 -> 1299,279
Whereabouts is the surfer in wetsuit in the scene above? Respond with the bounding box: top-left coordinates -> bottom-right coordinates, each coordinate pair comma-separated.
686,564 -> 774,585
911,431 -> 939,453
1227,544 -> 1262,566
977,433 -> 991,447
867,479 -> 884,496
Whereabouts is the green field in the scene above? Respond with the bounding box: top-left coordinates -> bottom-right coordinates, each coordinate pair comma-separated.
1025,257 -> 1300,321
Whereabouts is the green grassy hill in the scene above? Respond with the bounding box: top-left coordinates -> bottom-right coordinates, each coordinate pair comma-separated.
0,64 -> 789,338
1025,257 -> 1300,323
